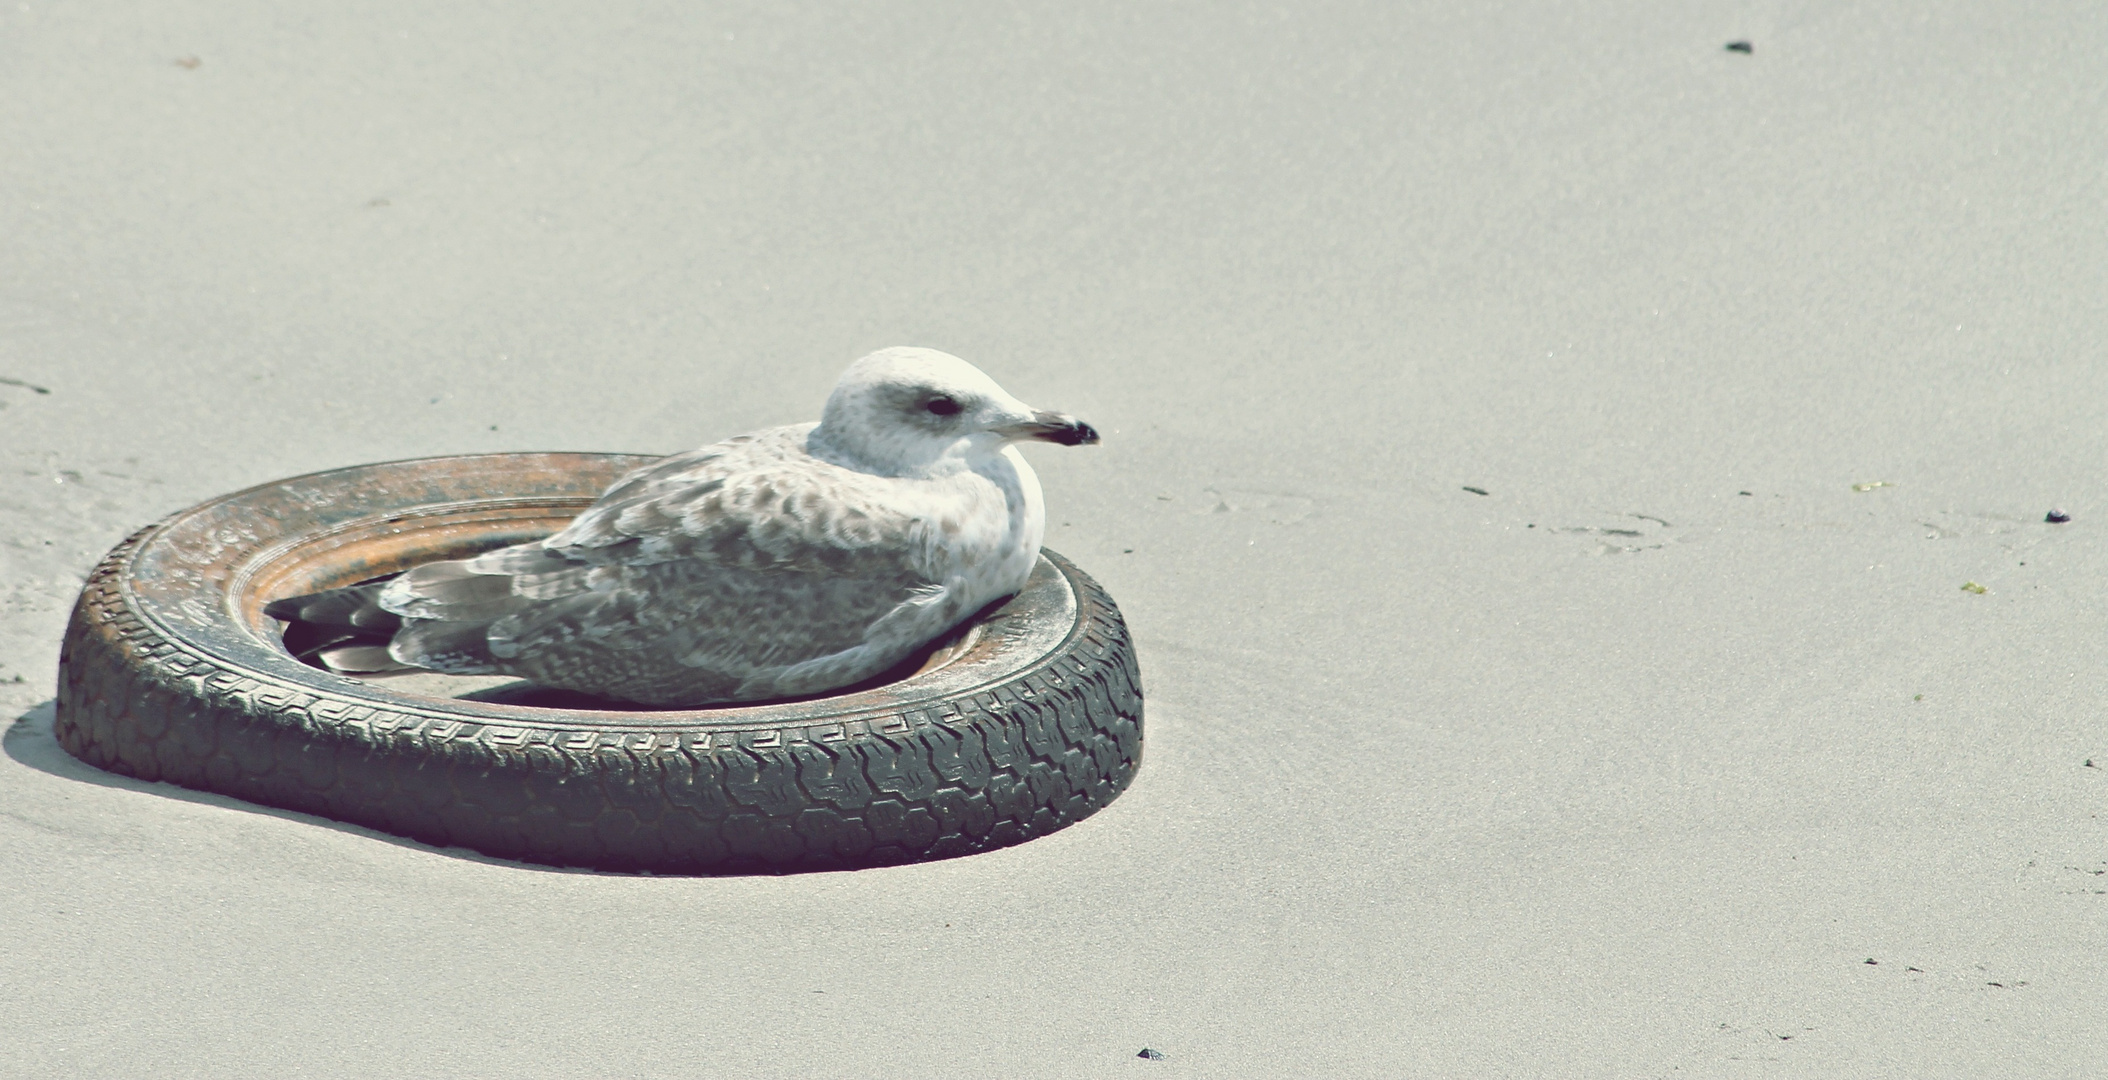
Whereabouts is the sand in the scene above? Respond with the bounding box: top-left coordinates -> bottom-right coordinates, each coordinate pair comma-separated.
3,2 -> 2104,1075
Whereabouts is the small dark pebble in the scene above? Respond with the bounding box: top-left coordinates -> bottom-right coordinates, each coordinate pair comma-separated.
2046,508 -> 2071,523
1738,490 -> 1753,496
1864,958 -> 1878,965
1462,486 -> 1489,496
1138,1048 -> 1166,1060
2085,759 -> 2096,769
1725,40 -> 1753,53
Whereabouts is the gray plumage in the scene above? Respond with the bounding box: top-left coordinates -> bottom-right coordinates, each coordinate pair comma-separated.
265,347 -> 1100,706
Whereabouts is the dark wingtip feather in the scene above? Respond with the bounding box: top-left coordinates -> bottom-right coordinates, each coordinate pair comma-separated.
262,595 -> 307,622
263,583 -> 400,632
316,644 -> 411,674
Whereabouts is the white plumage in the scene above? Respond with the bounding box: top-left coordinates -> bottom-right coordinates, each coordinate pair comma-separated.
265,347 -> 1099,705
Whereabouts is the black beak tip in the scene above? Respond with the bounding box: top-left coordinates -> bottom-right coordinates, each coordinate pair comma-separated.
1023,413 -> 1100,446
1057,420 -> 1101,446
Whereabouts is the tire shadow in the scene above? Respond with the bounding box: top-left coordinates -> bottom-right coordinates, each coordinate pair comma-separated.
2,699 -> 678,877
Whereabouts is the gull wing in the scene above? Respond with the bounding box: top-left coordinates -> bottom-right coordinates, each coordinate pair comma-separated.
380,426 -> 943,700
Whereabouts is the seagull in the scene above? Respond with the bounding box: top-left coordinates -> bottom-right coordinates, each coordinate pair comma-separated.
265,347 -> 1100,705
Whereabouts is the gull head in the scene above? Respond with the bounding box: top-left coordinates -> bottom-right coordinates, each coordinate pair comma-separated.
811,347 -> 1099,476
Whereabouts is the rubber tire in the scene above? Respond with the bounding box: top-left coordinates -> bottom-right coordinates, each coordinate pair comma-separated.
54,453 -> 1143,873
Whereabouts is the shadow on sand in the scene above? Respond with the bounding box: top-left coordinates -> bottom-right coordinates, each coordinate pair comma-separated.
2,699 -> 721,878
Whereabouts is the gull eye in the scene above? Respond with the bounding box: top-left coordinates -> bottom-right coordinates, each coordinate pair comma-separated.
924,396 -> 962,417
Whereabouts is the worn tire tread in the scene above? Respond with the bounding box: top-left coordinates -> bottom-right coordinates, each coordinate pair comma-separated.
56,507 -> 1143,874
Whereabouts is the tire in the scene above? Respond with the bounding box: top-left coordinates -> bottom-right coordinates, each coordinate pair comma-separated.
54,453 -> 1143,873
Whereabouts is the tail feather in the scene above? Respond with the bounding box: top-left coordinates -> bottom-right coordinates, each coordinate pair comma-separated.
268,575 -> 506,678
263,583 -> 402,633
379,559 -> 536,623
314,644 -> 415,674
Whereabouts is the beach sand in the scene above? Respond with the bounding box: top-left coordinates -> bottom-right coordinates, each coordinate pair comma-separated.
3,2 -> 2103,1075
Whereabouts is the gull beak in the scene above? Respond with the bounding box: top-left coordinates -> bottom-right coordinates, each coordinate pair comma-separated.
995,411 -> 1101,446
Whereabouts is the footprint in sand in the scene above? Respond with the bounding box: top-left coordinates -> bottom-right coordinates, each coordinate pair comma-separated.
1541,512 -> 1679,554
1197,487 -> 1316,525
